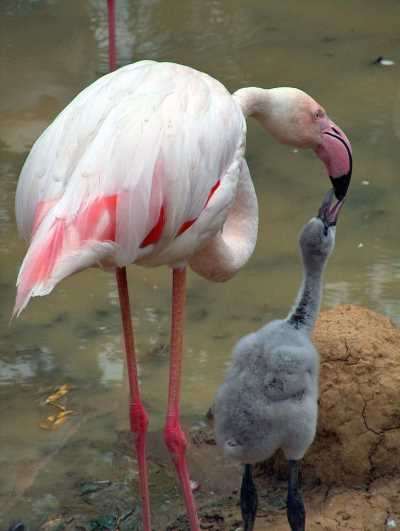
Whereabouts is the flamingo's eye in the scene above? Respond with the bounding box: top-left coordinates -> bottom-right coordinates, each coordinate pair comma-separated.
314,109 -> 324,120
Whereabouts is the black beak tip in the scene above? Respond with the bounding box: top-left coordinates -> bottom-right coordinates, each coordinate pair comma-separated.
330,173 -> 351,201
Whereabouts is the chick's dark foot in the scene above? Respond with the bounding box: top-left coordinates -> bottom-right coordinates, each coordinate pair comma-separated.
8,523 -> 26,531
240,464 -> 258,531
286,459 -> 305,531
287,489 -> 305,531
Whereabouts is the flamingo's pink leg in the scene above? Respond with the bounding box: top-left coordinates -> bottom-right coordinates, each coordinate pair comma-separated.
116,267 -> 151,531
107,0 -> 117,72
164,267 -> 200,530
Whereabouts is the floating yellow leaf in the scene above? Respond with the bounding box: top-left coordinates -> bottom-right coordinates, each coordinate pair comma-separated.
45,383 -> 72,404
53,416 -> 68,427
57,409 -> 75,419
40,415 -> 70,430
40,384 -> 77,431
51,402 -> 67,412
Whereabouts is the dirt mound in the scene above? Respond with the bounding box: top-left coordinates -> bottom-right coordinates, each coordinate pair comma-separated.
270,304 -> 400,485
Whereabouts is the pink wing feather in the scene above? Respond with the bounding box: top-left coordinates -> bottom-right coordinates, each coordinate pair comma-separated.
14,61 -> 245,315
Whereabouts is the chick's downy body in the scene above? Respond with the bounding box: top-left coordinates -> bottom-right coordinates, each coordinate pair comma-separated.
215,319 -> 319,464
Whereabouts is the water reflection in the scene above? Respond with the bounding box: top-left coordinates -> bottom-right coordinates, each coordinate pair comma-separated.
88,0 -> 138,71
366,256 -> 400,324
98,340 -> 124,384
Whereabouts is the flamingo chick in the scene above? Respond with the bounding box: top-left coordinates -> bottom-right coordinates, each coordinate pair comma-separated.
214,189 -> 343,531
14,61 -> 352,531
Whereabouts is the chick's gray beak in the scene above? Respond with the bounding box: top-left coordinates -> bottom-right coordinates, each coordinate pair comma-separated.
318,188 -> 345,226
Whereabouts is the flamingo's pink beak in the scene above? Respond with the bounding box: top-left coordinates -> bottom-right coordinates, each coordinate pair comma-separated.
314,120 -> 352,200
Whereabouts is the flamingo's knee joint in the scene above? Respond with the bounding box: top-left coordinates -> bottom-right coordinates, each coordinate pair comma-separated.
129,402 -> 149,436
164,420 -> 188,457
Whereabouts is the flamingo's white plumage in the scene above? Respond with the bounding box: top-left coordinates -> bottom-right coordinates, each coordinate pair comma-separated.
14,59 -> 352,531
15,61 -> 254,315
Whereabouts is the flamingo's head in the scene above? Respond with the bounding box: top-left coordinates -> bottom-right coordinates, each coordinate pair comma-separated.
258,87 -> 352,200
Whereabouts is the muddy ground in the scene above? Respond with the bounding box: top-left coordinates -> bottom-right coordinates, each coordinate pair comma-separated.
8,306 -> 400,530
27,421 -> 399,531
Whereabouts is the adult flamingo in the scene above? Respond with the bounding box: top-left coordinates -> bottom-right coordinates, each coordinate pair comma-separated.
13,10 -> 352,531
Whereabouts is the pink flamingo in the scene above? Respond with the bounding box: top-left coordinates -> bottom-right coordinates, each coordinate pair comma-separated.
13,4 -> 352,529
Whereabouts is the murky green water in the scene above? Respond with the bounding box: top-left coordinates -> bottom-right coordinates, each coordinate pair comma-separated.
1,0 -> 400,527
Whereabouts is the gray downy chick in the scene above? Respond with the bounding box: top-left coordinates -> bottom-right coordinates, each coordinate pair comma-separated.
214,189 -> 344,531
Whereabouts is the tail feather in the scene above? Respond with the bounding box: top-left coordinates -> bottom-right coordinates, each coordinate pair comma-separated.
14,196 -> 119,317
14,219 -> 66,317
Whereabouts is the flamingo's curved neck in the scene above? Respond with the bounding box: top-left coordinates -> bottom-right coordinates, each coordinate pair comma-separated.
233,87 -> 312,149
233,87 -> 296,148
189,161 -> 258,282
233,87 -> 272,121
